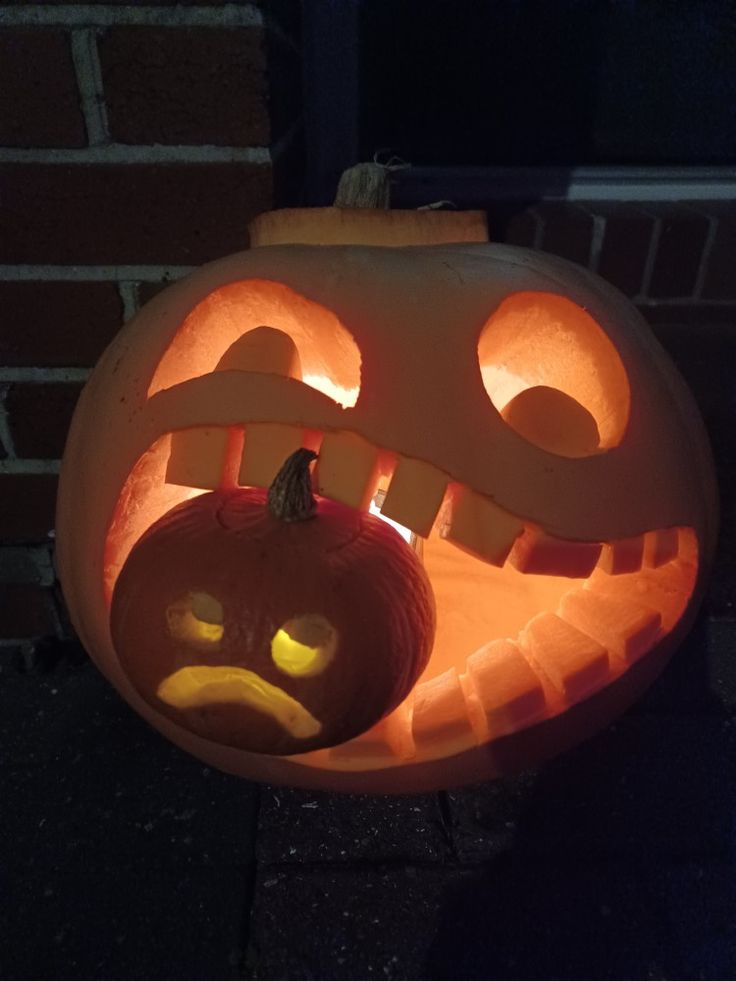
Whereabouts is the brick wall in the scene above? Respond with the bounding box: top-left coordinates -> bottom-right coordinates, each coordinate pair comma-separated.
0,2 -> 301,650
497,200 -> 736,324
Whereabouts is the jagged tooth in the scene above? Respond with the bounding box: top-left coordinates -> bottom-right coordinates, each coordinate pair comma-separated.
519,612 -> 610,701
465,639 -> 547,738
509,528 -> 602,578
598,535 -> 645,575
643,528 -> 680,568
411,668 -> 478,756
328,698 -> 415,762
166,427 -> 232,489
379,457 -> 448,538
440,485 -> 523,566
167,327 -> 303,491
314,431 -> 381,510
238,424 -> 318,489
559,589 -> 661,664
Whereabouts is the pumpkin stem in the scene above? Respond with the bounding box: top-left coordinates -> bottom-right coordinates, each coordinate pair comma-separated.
267,448 -> 318,522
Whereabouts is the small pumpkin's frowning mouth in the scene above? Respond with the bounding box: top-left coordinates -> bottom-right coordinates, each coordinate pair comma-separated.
157,604 -> 338,743
157,664 -> 323,740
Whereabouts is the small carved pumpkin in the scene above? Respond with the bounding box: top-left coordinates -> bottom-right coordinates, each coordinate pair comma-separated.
56,207 -> 717,792
110,450 -> 435,755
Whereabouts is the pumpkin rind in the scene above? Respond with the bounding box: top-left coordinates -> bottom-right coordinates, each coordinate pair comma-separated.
56,232 -> 717,792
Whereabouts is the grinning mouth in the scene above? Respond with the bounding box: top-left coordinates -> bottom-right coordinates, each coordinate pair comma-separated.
299,428 -> 698,770
107,420 -> 699,770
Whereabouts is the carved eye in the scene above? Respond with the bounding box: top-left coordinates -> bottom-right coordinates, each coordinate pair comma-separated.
166,591 -> 223,647
271,614 -> 338,678
477,291 -> 631,457
148,279 -> 361,408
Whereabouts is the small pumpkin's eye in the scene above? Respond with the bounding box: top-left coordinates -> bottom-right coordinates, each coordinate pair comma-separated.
478,291 -> 630,457
166,591 -> 224,647
271,614 -> 338,677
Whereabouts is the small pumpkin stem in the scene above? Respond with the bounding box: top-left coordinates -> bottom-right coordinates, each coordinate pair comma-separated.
267,448 -> 318,522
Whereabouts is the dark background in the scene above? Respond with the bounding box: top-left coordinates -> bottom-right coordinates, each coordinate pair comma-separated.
1,1 -> 735,979
360,0 -> 736,166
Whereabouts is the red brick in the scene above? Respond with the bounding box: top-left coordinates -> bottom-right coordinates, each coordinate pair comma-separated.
0,583 -> 56,637
5,383 -> 84,459
701,202 -> 736,301
0,474 -> 58,543
100,27 -> 270,147
537,202 -> 594,267
0,282 -> 123,368
646,204 -> 710,299
0,29 -> 86,148
0,163 -> 273,265
588,203 -> 655,297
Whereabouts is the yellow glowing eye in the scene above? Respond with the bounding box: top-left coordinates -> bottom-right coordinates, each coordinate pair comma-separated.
167,591 -> 224,646
271,614 -> 338,678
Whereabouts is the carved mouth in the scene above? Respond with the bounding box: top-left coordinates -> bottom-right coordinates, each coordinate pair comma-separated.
157,665 -> 323,740
106,422 -> 699,769
281,427 -> 698,770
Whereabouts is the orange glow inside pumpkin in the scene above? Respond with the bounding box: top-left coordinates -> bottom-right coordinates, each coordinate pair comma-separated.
478,291 -> 631,452
105,281 -> 699,771
149,279 -> 362,409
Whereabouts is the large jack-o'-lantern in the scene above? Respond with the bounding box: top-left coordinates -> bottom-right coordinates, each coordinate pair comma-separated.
56,204 -> 717,793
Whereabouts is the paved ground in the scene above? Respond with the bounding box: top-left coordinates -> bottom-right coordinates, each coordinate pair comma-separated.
2,321 -> 735,980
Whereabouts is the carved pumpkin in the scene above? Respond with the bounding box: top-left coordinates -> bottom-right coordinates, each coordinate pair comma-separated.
110,449 -> 435,755
56,207 -> 717,793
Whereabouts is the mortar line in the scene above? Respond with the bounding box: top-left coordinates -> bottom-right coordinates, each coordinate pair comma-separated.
118,282 -> 139,322
0,459 -> 62,475
0,368 -> 91,383
70,28 -> 109,146
692,213 -> 719,300
588,212 -> 607,274
0,145 -> 271,164
0,265 -> 195,281
639,215 -> 661,300
0,386 -> 16,458
0,4 -> 263,27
